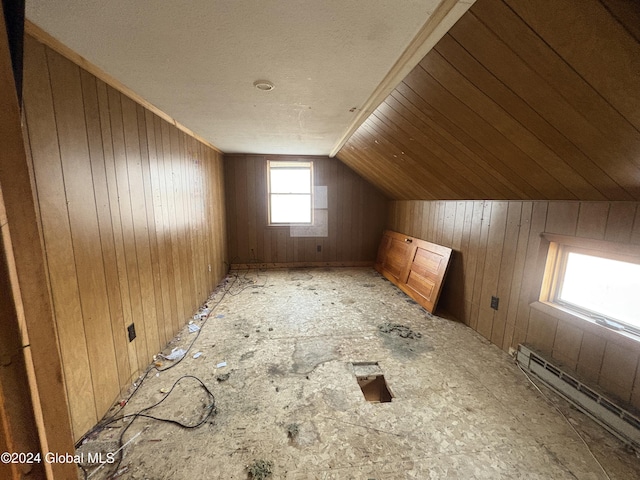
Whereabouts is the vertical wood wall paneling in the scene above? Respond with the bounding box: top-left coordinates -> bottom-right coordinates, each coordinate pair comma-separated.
45,56 -> 123,422
491,202 -> 521,346
469,202 -> 491,331
605,203 -> 637,243
179,132 -> 197,311
225,155 -> 388,265
388,199 -> 640,408
24,36 -> 97,437
137,105 -> 165,347
109,86 -> 149,375
502,201 -> 533,350
461,201 -> 482,325
195,138 -> 208,297
81,71 -> 132,391
511,201 -> 548,349
176,132 -> 191,312
97,81 -> 140,381
476,201 -> 507,340
161,120 -> 184,334
123,95 -> 160,372
143,108 -> 171,347
576,202 -> 609,239
1,5 -> 76,474
22,34 -> 227,440
313,159 -> 326,260
327,158 -> 340,260
632,207 -> 640,246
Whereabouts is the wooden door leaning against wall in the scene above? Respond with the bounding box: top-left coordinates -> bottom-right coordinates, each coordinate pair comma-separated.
375,230 -> 452,313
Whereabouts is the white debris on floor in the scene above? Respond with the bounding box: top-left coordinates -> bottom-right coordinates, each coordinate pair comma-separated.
79,268 -> 640,479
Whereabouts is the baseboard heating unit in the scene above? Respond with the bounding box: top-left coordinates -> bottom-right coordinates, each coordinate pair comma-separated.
516,344 -> 640,449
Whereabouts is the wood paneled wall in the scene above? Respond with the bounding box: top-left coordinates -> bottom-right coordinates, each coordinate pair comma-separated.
22,34 -> 227,440
337,0 -> 640,201
225,155 -> 388,265
1,7 -> 78,473
389,200 -> 640,408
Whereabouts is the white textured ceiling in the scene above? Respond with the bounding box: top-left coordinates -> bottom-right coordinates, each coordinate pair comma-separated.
27,0 -> 449,155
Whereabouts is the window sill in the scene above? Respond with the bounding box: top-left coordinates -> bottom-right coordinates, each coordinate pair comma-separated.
530,301 -> 640,348
267,223 -> 314,228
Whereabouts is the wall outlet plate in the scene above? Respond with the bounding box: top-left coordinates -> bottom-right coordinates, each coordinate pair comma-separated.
127,323 -> 136,342
490,296 -> 499,310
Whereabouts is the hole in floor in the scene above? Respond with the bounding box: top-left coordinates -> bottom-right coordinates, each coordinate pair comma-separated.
356,375 -> 393,403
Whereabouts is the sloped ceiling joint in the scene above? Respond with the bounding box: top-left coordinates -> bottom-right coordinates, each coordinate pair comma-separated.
336,0 -> 640,202
329,0 -> 476,157
25,0 -> 465,156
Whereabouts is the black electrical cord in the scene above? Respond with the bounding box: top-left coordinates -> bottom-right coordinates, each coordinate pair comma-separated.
76,269 -> 268,478
75,270 -> 269,479
76,273 -> 239,449
225,269 -> 268,296
93,375 -> 216,479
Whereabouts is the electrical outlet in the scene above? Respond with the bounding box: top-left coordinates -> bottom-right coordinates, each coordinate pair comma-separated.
317,245 -> 322,253
127,323 -> 136,342
208,264 -> 212,272
490,296 -> 499,310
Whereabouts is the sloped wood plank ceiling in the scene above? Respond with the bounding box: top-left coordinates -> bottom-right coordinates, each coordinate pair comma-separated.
337,0 -> 640,200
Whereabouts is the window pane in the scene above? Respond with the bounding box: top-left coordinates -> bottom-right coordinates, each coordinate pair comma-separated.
559,252 -> 640,327
270,194 -> 311,223
270,168 -> 311,194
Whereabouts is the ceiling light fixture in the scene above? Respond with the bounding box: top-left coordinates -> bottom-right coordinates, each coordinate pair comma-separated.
253,80 -> 275,91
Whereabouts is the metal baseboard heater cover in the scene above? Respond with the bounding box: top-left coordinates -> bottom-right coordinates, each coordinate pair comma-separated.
517,344 -> 640,449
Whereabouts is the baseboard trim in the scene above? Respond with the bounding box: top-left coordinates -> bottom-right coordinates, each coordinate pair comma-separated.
230,261 -> 374,270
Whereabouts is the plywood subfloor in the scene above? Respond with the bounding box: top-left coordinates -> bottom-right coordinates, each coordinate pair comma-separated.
80,268 -> 640,479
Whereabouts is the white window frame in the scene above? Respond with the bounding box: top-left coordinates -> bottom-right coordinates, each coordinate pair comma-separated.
267,160 -> 313,226
539,234 -> 640,338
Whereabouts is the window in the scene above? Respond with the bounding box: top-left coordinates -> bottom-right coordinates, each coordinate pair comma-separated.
267,160 -> 313,225
541,235 -> 640,337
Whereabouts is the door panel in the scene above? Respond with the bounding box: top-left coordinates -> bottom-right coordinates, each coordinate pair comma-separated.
375,230 -> 452,313
384,237 -> 414,282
